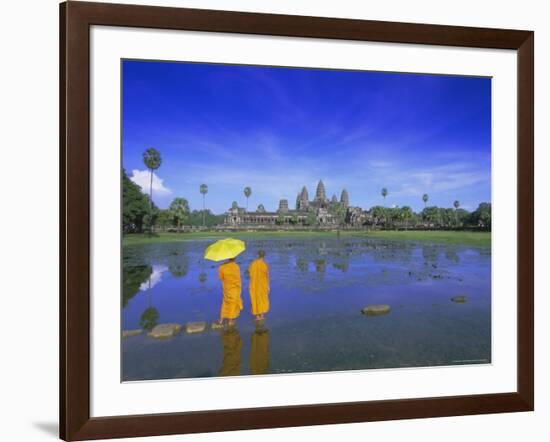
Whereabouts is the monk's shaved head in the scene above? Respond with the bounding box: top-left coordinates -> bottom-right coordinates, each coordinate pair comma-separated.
258,250 -> 266,258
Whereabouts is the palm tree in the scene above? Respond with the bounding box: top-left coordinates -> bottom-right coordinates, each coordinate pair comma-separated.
168,197 -> 189,231
401,206 -> 413,230
142,147 -> 162,233
381,188 -> 388,205
453,200 -> 460,226
244,186 -> 252,210
381,188 -> 388,229
422,193 -> 429,208
199,184 -> 208,226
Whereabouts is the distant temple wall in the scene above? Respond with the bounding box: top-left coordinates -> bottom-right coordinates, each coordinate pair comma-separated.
223,180 -> 369,227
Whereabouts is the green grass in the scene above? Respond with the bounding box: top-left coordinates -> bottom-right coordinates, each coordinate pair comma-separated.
360,230 -> 491,247
123,230 -> 491,247
123,230 -> 343,245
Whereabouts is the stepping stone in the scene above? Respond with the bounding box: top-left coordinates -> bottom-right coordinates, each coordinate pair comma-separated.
361,304 -> 391,316
122,329 -> 142,338
451,295 -> 468,303
148,323 -> 181,338
186,321 -> 207,334
211,322 -> 224,331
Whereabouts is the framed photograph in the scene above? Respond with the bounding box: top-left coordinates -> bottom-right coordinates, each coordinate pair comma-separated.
60,1 -> 534,440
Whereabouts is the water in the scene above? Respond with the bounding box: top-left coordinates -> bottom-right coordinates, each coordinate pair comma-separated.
122,236 -> 491,381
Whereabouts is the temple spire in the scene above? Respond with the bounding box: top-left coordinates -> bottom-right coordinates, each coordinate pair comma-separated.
297,185 -> 309,211
315,180 -> 327,202
340,189 -> 349,207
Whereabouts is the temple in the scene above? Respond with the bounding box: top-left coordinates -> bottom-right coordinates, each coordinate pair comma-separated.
224,180 -> 367,227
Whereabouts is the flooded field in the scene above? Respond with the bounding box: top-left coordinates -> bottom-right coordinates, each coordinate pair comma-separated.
122,235 -> 491,381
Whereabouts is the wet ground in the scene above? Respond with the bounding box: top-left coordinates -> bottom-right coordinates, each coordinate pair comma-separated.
122,236 -> 491,381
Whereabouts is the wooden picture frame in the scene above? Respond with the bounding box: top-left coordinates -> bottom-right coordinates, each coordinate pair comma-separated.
60,1 -> 534,440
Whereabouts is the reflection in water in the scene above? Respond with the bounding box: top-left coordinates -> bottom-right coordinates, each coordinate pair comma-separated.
168,257 -> 189,278
139,275 -> 160,331
314,259 -> 326,274
140,306 -> 159,331
218,328 -> 242,376
139,264 -> 167,290
250,326 -> 270,375
296,258 -> 309,273
123,264 -> 151,307
445,246 -> 460,264
332,255 -> 350,273
371,242 -> 414,264
422,244 -> 440,266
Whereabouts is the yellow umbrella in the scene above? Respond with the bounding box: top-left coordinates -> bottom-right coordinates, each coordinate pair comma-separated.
204,238 -> 246,262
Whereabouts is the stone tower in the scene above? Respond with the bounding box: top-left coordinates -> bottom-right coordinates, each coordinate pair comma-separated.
340,189 -> 349,207
278,199 -> 289,213
331,194 -> 338,203
315,180 -> 327,202
297,186 -> 309,211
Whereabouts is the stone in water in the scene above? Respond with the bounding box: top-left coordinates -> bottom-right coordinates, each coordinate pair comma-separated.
149,323 -> 181,339
211,322 -> 224,330
122,329 -> 142,338
186,321 -> 207,334
361,304 -> 391,316
451,295 -> 468,303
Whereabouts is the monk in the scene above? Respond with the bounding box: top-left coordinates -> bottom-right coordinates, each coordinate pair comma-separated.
217,258 -> 243,326
248,250 -> 270,321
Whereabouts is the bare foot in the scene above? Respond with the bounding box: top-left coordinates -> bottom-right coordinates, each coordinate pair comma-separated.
228,319 -> 235,326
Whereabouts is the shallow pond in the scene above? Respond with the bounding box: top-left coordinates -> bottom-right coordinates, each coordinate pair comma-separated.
122,236 -> 491,381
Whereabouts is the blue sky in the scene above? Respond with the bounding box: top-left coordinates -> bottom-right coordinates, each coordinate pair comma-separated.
122,60 -> 491,213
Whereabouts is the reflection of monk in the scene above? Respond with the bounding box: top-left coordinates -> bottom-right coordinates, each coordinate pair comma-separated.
217,258 -> 243,326
250,328 -> 270,375
218,328 -> 242,376
248,251 -> 270,320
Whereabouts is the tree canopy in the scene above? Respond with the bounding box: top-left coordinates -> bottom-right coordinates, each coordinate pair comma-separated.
122,169 -> 155,233
168,197 -> 190,229
143,147 -> 162,171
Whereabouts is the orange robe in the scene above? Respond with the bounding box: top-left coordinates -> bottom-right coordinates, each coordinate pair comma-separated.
248,258 -> 270,315
218,261 -> 243,319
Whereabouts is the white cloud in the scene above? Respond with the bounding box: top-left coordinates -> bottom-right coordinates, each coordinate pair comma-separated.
139,265 -> 168,291
130,169 -> 172,195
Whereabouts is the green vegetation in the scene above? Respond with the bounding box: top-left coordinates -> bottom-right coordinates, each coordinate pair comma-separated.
123,229 -> 490,247
328,201 -> 347,226
168,197 -> 190,229
122,170 -> 155,233
363,230 -> 491,247
187,210 -> 225,227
